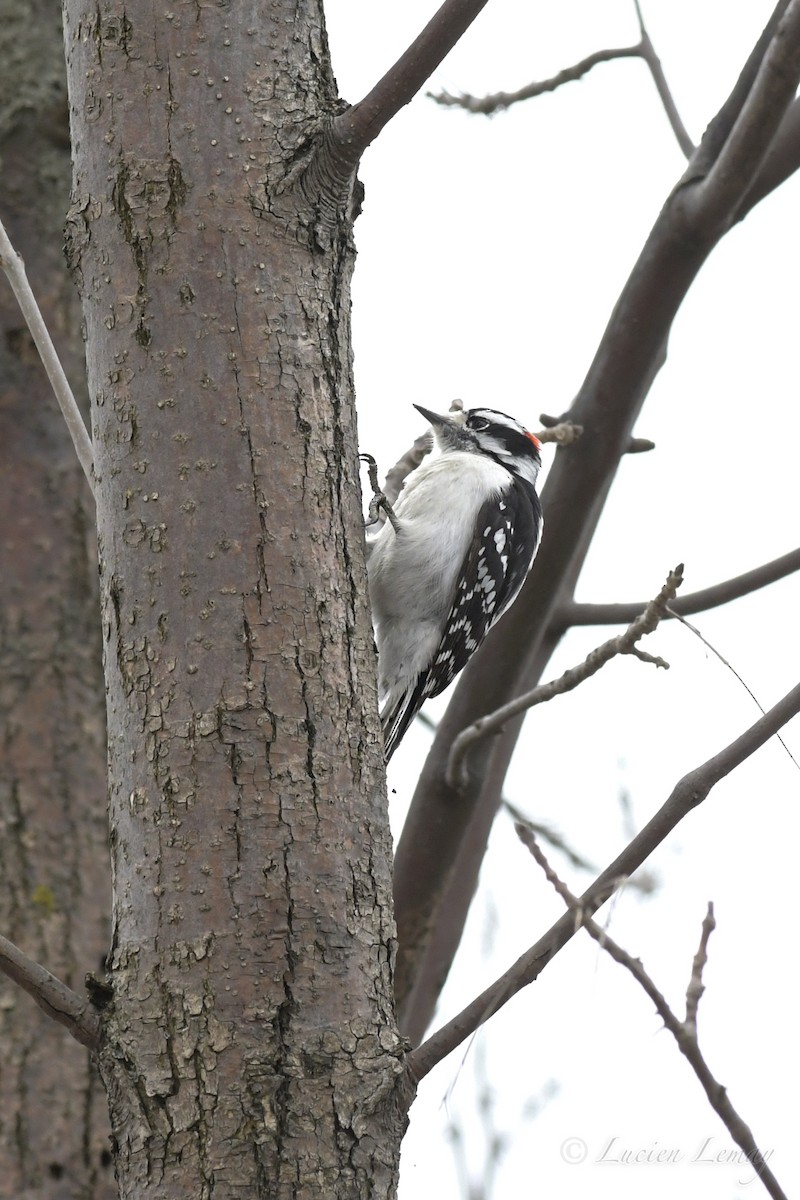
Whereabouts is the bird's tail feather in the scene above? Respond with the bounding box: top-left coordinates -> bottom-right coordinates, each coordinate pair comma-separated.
380,674 -> 429,761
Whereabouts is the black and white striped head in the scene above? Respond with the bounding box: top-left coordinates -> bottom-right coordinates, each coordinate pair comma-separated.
414,404 -> 542,489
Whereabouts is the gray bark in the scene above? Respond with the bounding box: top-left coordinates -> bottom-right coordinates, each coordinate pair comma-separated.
0,0 -> 114,1194
62,0 -> 406,1193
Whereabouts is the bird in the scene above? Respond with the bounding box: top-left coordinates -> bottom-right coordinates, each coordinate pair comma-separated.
365,403 -> 544,761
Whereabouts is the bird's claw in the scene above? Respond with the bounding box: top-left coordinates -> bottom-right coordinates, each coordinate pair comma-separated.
360,453 -> 401,532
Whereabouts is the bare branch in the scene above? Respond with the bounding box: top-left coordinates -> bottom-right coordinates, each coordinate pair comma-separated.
446,566 -> 683,788
667,609 -> 800,773
394,4 -> 800,1033
328,0 -> 491,177
684,902 -> 715,1035
633,0 -> 695,156
563,547 -> 800,626
407,679 -> 800,1079
524,842 -> 784,1198
685,0 -> 791,182
0,212 -> 95,491
736,95 -> 800,218
540,412 -> 648,455
516,836 -> 785,1200
382,433 -> 433,508
502,799 -> 596,873
430,45 -> 641,114
0,933 -> 101,1050
536,420 -> 583,447
517,820 -> 699,1036
626,436 -> 655,453
686,0 -> 800,223
430,1 -> 694,156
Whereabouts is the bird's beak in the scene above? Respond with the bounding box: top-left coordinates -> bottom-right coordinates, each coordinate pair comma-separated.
413,404 -> 452,428
413,403 -> 472,452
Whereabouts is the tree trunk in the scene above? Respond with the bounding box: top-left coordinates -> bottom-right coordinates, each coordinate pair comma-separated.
0,0 -> 114,1194
62,0 -> 407,1194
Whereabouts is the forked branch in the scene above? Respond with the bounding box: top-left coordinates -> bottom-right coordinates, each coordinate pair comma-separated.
395,1 -> 800,1038
431,0 -> 695,157
632,0 -> 694,156
684,0 -> 800,216
518,830 -> 786,1200
446,565 -> 683,787
407,679 -> 800,1080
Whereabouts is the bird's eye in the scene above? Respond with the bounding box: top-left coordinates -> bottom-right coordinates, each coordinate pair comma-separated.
470,418 -> 490,432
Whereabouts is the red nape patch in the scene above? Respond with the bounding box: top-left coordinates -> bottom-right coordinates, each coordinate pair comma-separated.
526,431 -> 542,450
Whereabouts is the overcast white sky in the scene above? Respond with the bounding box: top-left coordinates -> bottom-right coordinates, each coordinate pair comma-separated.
327,3 -> 800,1197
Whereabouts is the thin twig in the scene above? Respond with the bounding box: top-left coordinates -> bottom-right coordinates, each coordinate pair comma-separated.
536,420 -> 583,447
684,902 -> 715,1035
0,212 -> 94,491
430,45 -> 641,114
446,566 -> 683,788
407,679 -> 800,1081
668,608 -> 800,773
543,411 -> 635,450
431,1 -> 694,156
503,798 -> 658,894
626,436 -> 655,453
382,434 -> 432,508
516,833 -> 785,1200
563,547 -> 800,626
0,933 -> 101,1050
502,799 -> 596,873
633,0 -> 695,156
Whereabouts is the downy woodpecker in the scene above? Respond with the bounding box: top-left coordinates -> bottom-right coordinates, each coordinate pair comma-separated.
366,404 -> 543,760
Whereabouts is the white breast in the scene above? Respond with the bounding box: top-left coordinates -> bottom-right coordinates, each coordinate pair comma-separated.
366,450 -> 510,709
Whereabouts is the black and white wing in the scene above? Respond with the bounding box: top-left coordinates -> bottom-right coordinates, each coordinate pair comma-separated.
381,482 -> 542,759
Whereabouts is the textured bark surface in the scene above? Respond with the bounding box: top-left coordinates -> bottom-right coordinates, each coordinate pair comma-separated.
63,0 -> 405,1194
0,1 -> 115,1196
